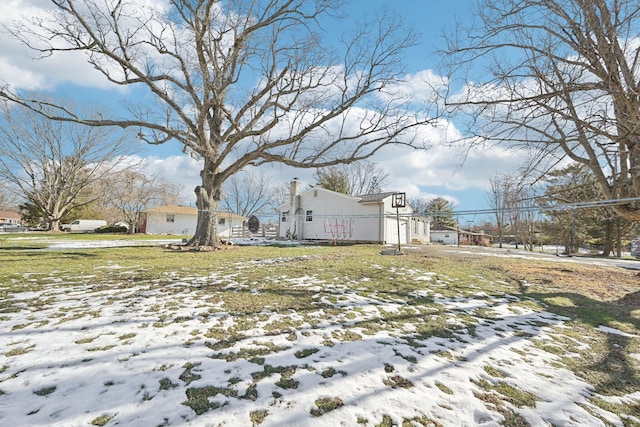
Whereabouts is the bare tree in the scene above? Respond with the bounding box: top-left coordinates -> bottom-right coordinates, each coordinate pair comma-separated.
105,170 -> 180,233
407,196 -> 429,216
2,0 -> 431,247
314,160 -> 389,195
486,175 -> 510,248
0,185 -> 18,211
516,182 -> 543,252
0,101 -> 133,231
444,0 -> 640,220
221,170 -> 278,218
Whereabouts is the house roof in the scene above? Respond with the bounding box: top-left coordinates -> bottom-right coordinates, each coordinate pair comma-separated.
144,205 -> 246,220
0,211 -> 21,220
276,186 -> 359,211
357,192 -> 399,203
431,225 -> 487,236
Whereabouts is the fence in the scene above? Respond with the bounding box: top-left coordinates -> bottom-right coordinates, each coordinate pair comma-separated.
230,225 -> 278,239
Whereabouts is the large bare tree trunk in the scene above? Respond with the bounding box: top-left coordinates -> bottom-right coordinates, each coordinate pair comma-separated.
601,220 -> 614,257
189,160 -> 221,247
49,217 -> 62,232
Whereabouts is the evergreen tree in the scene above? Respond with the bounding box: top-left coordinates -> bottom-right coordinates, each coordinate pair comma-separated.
427,197 -> 456,228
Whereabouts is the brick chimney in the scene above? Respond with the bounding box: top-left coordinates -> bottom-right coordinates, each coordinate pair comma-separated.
287,178 -> 301,239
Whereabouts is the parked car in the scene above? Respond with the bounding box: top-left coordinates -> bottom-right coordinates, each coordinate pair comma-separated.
61,219 -> 108,232
0,222 -> 28,233
631,237 -> 640,259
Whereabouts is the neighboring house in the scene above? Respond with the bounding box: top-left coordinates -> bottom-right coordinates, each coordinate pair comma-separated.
0,211 -> 22,224
276,179 -> 430,244
139,205 -> 246,236
431,225 -> 491,246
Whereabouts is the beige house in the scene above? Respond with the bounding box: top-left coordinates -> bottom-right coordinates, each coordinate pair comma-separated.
139,205 -> 246,236
0,211 -> 22,224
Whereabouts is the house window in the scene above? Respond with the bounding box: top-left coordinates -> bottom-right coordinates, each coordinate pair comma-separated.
281,211 -> 288,222
166,214 -> 175,223
306,210 -> 313,222
218,218 -> 226,225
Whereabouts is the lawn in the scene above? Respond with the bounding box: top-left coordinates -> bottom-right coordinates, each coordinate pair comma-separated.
0,237 -> 639,426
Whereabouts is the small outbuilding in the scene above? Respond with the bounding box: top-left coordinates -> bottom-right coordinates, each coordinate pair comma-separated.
430,225 -> 490,246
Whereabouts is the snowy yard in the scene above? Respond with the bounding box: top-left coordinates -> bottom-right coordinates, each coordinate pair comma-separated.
1,242 -> 639,426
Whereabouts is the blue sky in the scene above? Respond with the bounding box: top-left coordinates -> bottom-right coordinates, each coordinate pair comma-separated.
0,1 -> 522,224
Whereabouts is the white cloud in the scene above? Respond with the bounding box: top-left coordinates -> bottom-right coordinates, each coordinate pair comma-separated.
134,132 -> 527,212
136,155 -> 202,204
0,0 -> 171,91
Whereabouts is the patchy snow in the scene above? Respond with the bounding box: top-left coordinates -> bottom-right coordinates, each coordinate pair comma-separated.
1,260 -> 638,426
598,325 -> 639,338
46,238 -> 184,249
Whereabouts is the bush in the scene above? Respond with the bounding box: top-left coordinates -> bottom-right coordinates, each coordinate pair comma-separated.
95,225 -> 129,234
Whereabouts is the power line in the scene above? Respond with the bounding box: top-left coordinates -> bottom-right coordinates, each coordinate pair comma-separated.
452,196 -> 640,217
277,197 -> 640,221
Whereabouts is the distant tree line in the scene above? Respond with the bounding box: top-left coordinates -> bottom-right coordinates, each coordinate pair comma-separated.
485,164 -> 639,256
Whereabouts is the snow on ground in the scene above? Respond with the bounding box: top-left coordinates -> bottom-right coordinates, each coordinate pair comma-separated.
1,252 -> 638,426
46,238 -> 185,249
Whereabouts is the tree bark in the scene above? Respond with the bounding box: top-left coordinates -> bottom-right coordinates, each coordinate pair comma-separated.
602,220 -> 614,257
189,160 -> 221,247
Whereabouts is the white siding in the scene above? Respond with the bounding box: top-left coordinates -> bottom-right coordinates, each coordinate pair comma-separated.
145,212 -> 241,236
431,230 -> 458,245
146,212 -> 195,235
277,187 -> 417,243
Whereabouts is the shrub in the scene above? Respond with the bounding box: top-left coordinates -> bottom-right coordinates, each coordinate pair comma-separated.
95,224 -> 129,233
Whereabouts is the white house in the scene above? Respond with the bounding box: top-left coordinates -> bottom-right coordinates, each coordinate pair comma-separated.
430,225 -> 491,246
430,226 -> 460,245
276,180 -> 430,244
140,205 -> 246,236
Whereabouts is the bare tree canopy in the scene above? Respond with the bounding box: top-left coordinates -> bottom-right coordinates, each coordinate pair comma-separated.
105,169 -> 182,233
443,0 -> 640,220
0,100 -> 134,231
314,160 -> 389,195
1,0 -> 432,246
221,170 -> 278,218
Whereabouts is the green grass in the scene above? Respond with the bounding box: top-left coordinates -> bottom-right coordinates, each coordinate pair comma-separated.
435,381 -> 454,395
249,409 -> 269,425
310,397 -> 344,417
33,385 -> 57,396
383,375 -> 414,389
473,378 -> 538,408
183,386 -> 237,414
90,414 -> 116,426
